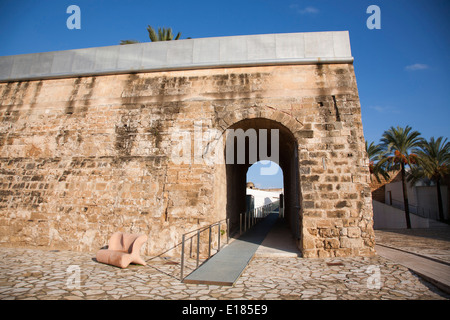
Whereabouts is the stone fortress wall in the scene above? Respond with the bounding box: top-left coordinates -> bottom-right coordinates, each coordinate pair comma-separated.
0,32 -> 375,258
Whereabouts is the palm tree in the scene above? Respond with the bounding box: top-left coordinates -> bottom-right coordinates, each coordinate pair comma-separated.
147,26 -> 181,42
407,137 -> 450,221
120,26 -> 182,45
380,126 -> 423,229
366,140 -> 390,183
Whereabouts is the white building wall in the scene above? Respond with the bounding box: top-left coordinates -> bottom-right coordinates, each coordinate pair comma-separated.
385,182 -> 448,220
246,188 -> 281,208
372,200 -> 431,229
416,185 -> 448,220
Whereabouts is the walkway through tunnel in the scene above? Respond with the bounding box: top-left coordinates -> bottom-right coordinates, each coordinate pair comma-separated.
223,118 -> 301,247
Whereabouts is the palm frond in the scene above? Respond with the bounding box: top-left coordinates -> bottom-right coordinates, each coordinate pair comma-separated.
366,140 -> 390,183
147,25 -> 182,42
158,27 -> 164,41
147,25 -> 158,42
120,40 -> 140,45
380,125 -> 423,167
415,136 -> 450,181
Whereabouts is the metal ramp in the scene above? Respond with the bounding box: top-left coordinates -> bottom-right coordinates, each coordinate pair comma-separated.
182,212 -> 279,286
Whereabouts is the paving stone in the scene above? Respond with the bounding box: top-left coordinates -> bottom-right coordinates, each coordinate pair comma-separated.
0,247 -> 449,300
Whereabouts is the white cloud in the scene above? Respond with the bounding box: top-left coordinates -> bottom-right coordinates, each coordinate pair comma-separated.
405,63 -> 429,71
368,106 -> 400,114
369,106 -> 387,113
290,4 -> 319,15
300,6 -> 319,14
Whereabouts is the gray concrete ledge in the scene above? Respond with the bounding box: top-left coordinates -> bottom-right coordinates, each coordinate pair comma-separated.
0,31 -> 353,82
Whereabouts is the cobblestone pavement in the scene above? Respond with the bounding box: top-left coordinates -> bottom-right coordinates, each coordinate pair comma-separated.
0,246 -> 448,300
375,227 -> 450,264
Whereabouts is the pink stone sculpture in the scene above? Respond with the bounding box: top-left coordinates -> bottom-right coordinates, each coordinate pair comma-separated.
96,232 -> 148,268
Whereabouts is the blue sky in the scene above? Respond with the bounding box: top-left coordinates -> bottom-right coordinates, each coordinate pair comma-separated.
1,0 -> 449,189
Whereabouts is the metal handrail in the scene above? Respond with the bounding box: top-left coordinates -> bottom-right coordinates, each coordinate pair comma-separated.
180,218 -> 229,281
178,201 -> 280,281
388,198 -> 440,221
239,200 -> 280,235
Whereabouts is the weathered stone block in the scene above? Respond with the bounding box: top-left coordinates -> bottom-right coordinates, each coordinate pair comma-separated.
340,237 -> 363,249
347,227 -> 361,238
324,238 -> 340,249
0,52 -> 374,259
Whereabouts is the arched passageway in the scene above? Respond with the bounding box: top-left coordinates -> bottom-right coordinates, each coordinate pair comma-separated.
223,118 -> 301,244
246,160 -> 283,211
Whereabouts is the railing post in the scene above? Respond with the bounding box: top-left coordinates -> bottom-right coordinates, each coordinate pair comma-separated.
218,222 -> 221,252
252,210 -> 254,227
240,213 -> 242,235
247,212 -> 249,230
180,234 -> 185,281
252,210 -> 256,226
208,225 -> 212,258
227,218 -> 230,244
196,230 -> 200,268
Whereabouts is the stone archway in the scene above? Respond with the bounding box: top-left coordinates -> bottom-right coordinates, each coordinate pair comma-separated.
214,116 -> 302,249
216,105 -> 305,137
212,101 -> 376,258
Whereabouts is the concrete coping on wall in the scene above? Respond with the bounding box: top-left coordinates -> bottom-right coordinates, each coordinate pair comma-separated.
0,31 -> 353,82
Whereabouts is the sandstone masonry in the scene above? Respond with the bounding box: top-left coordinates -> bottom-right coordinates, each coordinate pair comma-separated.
0,32 -> 375,258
